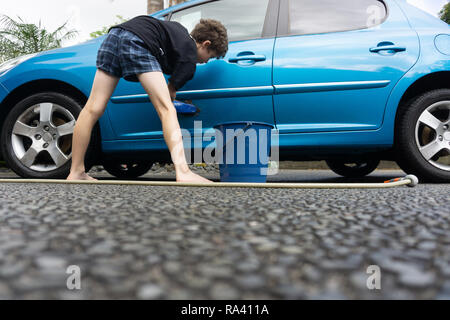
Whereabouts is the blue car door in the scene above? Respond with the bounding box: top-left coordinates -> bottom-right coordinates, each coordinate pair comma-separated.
273,0 -> 419,136
106,0 -> 278,153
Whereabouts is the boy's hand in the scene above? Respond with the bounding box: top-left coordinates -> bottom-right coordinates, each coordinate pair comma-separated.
168,82 -> 177,101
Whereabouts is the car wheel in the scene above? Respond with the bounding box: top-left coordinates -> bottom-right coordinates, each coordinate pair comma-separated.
326,159 -> 380,178
0,92 -> 99,179
102,160 -> 153,179
395,89 -> 450,182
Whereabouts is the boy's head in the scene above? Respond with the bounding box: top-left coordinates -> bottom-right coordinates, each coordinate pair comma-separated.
190,19 -> 228,64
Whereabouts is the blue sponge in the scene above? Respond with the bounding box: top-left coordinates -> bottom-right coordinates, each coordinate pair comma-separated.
173,100 -> 197,115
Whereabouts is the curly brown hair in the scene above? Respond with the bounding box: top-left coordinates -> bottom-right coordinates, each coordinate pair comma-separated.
190,18 -> 228,59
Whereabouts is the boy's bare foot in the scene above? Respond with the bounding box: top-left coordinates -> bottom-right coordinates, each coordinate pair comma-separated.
66,171 -> 98,181
176,170 -> 213,184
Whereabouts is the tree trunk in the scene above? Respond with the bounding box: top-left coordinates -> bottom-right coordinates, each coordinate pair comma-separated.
147,0 -> 186,14
147,0 -> 163,14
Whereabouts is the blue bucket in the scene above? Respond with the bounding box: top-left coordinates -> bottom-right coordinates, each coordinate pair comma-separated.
213,121 -> 274,183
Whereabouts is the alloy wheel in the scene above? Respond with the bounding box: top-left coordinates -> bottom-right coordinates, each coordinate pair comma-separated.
11,102 -> 76,172
414,100 -> 450,172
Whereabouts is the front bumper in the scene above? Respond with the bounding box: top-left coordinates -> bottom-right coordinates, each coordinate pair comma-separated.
0,81 -> 9,105
0,81 -> 9,160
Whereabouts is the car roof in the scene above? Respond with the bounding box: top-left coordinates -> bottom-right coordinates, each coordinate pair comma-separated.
153,0 -> 207,18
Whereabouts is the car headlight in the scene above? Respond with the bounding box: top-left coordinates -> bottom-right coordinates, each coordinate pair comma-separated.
0,53 -> 39,76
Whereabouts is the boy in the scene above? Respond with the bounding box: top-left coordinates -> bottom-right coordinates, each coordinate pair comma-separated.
66,15 -> 228,183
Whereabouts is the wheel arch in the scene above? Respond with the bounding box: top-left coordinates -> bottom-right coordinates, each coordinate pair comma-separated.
397,71 -> 450,110
394,71 -> 450,140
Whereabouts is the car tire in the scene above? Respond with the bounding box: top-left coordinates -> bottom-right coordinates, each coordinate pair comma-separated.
102,160 -> 153,179
0,92 -> 99,179
326,159 -> 380,178
395,89 -> 450,182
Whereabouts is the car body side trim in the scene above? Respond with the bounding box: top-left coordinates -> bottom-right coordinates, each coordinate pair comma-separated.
110,86 -> 275,103
274,80 -> 391,94
110,80 -> 390,103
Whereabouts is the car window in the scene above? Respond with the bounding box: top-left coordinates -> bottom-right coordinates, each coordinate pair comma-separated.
170,0 -> 270,41
285,0 -> 387,36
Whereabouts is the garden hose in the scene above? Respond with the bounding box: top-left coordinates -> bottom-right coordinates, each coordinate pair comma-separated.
0,174 -> 419,188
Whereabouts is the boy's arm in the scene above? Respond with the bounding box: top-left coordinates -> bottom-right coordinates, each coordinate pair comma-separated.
168,82 -> 177,101
168,60 -> 196,93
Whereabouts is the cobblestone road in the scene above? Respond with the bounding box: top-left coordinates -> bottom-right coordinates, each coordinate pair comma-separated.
0,168 -> 449,299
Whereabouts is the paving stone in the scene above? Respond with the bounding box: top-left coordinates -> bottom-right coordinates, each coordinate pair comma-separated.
236,260 -> 261,273
35,256 -> 67,271
87,241 -> 116,256
0,261 -> 28,278
273,284 -> 306,299
137,284 -> 164,299
236,275 -> 266,290
198,265 -> 233,279
281,246 -> 304,255
0,282 -> 12,299
436,281 -> 450,300
398,270 -> 436,288
265,266 -> 287,278
210,283 -> 240,300
417,241 -> 437,251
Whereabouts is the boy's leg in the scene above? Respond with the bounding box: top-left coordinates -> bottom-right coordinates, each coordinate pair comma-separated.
136,71 -> 212,183
67,69 -> 120,180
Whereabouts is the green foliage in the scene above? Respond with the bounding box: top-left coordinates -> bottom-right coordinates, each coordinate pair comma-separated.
0,15 -> 78,63
89,15 -> 128,39
439,2 -> 450,24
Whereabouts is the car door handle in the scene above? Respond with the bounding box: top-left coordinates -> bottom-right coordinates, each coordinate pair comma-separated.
369,45 -> 406,53
228,55 -> 266,63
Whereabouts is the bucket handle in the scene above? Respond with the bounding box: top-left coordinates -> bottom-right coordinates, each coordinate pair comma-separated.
215,122 -> 253,152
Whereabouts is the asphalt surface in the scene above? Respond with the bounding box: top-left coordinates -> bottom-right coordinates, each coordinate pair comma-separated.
0,167 -> 449,300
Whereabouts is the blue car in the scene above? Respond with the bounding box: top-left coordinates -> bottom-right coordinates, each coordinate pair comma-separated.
0,0 -> 449,181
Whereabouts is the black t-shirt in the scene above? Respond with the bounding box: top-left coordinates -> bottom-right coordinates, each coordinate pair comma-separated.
109,15 -> 197,90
